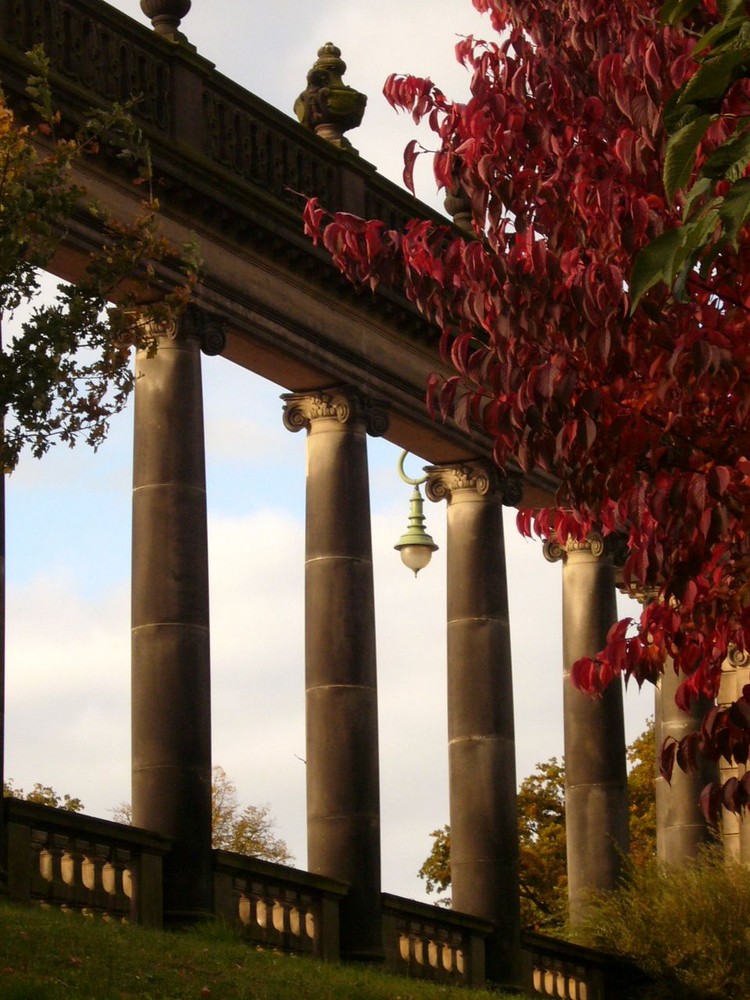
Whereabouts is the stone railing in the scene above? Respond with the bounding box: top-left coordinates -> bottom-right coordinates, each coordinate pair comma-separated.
382,893 -> 492,988
3,797 -> 172,926
522,931 -> 650,1000
0,0 -> 430,233
213,850 -> 348,961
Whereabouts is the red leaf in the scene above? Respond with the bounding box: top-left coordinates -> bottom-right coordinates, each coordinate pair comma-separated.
699,782 -> 722,825
402,139 -> 420,195
660,738 -> 677,784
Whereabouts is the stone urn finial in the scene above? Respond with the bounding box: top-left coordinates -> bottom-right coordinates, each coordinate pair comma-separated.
294,43 -> 367,149
140,0 -> 191,40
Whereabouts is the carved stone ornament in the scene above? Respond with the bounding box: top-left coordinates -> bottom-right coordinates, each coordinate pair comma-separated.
140,0 -> 191,39
542,537 -> 565,564
294,43 -> 367,148
281,387 -> 388,437
727,644 -> 750,669
138,305 -> 226,355
502,475 -> 524,507
444,185 -> 473,234
543,530 -> 608,563
425,459 -> 499,503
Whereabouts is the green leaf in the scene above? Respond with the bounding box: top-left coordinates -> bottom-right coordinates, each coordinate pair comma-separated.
692,0 -> 746,56
663,97 -> 709,136
680,47 -> 748,105
630,228 -> 684,310
702,125 -> 750,179
660,0 -> 700,25
664,115 -> 713,203
718,175 -> 750,244
671,208 -> 721,298
682,176 -> 713,218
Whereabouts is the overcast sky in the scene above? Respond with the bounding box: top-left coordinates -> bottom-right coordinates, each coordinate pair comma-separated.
3,0 -> 652,902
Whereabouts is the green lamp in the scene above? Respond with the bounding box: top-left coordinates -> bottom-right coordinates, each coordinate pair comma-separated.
394,451 -> 438,576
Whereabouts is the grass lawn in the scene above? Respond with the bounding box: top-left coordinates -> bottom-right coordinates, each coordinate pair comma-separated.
0,901 -> 527,999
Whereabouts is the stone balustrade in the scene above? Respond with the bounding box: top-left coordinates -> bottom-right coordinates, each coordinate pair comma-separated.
521,931 -> 649,1000
382,893 -> 492,988
213,850 -> 348,961
3,798 -> 172,926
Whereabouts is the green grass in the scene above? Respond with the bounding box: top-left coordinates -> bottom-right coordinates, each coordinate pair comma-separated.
0,901 -> 525,999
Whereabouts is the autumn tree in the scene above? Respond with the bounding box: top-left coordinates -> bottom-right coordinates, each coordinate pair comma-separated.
112,766 -> 293,865
3,778 -> 83,813
419,724 -> 657,930
304,0 -> 750,817
0,47 -> 197,472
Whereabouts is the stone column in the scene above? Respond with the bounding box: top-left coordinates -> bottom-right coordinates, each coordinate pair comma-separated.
0,465 -> 5,896
282,387 -> 386,963
131,306 -> 224,925
544,533 -> 629,927
425,460 -> 520,989
719,648 -> 750,860
655,664 -> 716,864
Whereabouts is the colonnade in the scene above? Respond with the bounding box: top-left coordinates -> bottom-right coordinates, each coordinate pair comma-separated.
128,308 -> 712,973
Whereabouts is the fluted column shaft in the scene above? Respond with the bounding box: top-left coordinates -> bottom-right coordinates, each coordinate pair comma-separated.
131,308 -> 223,924
546,534 -> 629,926
283,387 -> 386,963
426,461 -> 520,989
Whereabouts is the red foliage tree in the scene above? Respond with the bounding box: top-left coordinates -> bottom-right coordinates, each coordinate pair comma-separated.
303,0 -> 750,819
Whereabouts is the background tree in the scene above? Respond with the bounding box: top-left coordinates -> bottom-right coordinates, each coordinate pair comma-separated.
0,47 -> 197,472
304,0 -> 750,816
112,766 -> 293,865
3,778 -> 83,813
419,723 -> 656,930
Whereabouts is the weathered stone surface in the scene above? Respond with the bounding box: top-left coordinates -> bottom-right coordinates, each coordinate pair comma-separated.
131,318 -> 213,924
427,462 -> 520,989
294,43 -> 366,148
655,667 -> 716,864
284,387 -> 385,963
559,538 -> 629,926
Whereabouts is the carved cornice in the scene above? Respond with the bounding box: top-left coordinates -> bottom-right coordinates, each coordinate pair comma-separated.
281,387 -> 388,437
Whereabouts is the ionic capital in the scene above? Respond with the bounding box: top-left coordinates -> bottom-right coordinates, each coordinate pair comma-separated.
727,644 -> 750,669
281,386 -> 388,437
425,459 -> 518,505
543,530 -> 613,564
138,305 -> 226,356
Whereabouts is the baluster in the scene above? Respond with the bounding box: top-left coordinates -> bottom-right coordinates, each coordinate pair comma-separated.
48,835 -> 68,897
272,899 -> 287,934
399,934 -> 410,962
412,933 -> 425,967
556,969 -> 567,998
107,848 -> 131,916
63,841 -> 87,906
238,891 -> 252,926
442,942 -> 453,972
304,910 -> 315,941
256,898 -> 268,929
455,948 -> 465,976
428,939 -> 439,969
31,831 -> 50,896
122,867 -> 132,901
